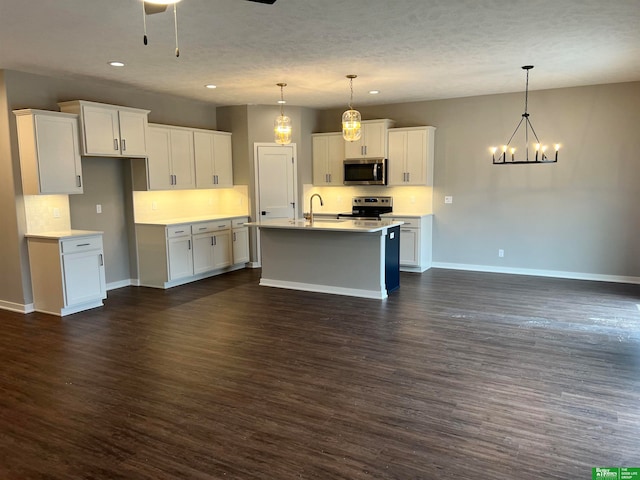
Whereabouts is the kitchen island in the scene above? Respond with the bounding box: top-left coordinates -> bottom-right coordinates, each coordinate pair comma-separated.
246,218 -> 402,299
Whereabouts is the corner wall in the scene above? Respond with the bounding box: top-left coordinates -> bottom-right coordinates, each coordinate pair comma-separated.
318,82 -> 640,279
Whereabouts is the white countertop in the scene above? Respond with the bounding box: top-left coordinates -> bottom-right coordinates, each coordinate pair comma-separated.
25,230 -> 103,240
135,214 -> 249,226
381,212 -> 433,218
246,218 -> 403,233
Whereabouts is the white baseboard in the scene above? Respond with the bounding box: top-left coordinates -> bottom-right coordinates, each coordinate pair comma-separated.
0,300 -> 34,314
106,279 -> 135,291
260,278 -> 387,299
432,262 -> 640,285
247,261 -> 261,268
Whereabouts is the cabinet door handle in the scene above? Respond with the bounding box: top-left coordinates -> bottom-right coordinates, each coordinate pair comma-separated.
215,175 -> 219,184
77,175 -> 82,187
233,232 -> 237,241
121,139 -> 126,151
99,253 -> 104,266
213,236 -> 217,246
188,239 -> 191,250
328,173 -> 332,183
407,172 -> 410,182
114,139 -> 119,151
211,237 -> 214,246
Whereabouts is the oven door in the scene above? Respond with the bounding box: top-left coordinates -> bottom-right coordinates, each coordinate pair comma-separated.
343,158 -> 387,185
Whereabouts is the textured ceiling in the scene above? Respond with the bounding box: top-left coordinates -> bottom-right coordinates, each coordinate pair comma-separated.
1,0 -> 639,108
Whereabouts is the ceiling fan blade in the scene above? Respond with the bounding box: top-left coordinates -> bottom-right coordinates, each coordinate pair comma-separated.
245,0 -> 277,4
143,2 -> 169,15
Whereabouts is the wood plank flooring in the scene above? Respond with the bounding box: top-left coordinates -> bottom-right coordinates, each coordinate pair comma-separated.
1,268 -> 639,479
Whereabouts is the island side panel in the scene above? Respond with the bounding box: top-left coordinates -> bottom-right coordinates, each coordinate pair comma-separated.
258,228 -> 386,298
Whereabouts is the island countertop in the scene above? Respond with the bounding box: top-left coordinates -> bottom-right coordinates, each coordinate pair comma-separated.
245,218 -> 403,233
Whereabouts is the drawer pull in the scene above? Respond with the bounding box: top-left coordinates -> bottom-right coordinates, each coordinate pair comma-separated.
219,224 -> 227,228
174,230 -> 185,234
198,227 -> 207,230
76,243 -> 90,247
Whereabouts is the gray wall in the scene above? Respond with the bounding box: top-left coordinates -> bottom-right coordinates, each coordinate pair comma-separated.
69,157 -> 132,285
0,69 -> 217,307
319,81 -> 640,277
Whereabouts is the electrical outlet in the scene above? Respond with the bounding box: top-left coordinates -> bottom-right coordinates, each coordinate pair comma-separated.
96,204 -> 102,214
53,207 -> 60,218
410,196 -> 416,204
152,201 -> 157,210
444,196 -> 453,204
498,249 -> 505,258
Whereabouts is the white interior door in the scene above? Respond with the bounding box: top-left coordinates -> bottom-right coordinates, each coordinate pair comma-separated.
256,145 -> 296,220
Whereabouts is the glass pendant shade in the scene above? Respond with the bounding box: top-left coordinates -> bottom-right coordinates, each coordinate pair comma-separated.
342,109 -> 362,142
274,115 -> 292,145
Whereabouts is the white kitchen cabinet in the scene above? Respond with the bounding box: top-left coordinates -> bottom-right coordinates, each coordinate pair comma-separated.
146,125 -> 196,190
26,232 -> 106,316
388,126 -> 436,186
344,119 -> 394,159
193,227 -> 232,274
136,216 -> 245,289
194,130 -> 233,188
232,217 -> 250,265
168,234 -> 194,281
312,132 -> 345,185
58,100 -> 149,157
383,215 -> 433,272
14,109 -> 83,195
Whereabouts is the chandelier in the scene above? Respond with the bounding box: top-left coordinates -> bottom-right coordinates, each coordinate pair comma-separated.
342,74 -> 362,142
491,66 -> 560,164
274,83 -> 292,145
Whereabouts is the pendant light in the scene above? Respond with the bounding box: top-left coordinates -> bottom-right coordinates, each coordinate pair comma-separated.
274,83 -> 292,145
142,0 -> 182,57
490,66 -> 560,164
342,74 -> 362,142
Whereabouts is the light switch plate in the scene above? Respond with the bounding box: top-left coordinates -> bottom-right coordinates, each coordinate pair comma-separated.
444,196 -> 453,204
96,204 -> 102,214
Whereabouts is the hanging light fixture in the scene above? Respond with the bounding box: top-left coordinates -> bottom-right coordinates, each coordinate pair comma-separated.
142,0 -> 181,57
491,66 -> 560,164
274,83 -> 292,145
342,74 -> 362,142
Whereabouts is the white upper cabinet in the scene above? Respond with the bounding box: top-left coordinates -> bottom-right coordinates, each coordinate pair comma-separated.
14,109 -> 83,195
312,132 -> 345,185
146,124 -> 195,190
194,130 -> 233,188
58,100 -> 149,157
388,126 -> 436,186
344,119 -> 394,159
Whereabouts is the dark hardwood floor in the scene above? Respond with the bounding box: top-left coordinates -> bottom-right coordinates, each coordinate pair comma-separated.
1,268 -> 639,479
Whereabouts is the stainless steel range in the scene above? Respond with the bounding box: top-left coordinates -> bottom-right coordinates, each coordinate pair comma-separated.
338,196 -> 393,220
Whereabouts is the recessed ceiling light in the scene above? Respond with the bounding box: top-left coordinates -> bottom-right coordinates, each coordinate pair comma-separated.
369,90 -> 380,95
205,84 -> 217,89
109,61 -> 125,67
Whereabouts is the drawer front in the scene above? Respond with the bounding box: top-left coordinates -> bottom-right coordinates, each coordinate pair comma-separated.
232,217 -> 249,228
61,235 -> 103,253
390,217 -> 418,228
191,222 -> 216,234
212,220 -> 231,231
167,225 -> 191,238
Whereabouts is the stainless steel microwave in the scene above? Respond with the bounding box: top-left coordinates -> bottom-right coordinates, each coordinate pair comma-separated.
343,158 -> 387,185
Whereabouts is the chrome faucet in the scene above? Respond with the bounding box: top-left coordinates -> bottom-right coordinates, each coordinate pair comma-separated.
306,193 -> 324,223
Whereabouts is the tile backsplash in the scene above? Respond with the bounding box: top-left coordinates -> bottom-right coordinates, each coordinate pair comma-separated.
302,185 -> 433,215
133,185 -> 249,222
24,195 -> 71,233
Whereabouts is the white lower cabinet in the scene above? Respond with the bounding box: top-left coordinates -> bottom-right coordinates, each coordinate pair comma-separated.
136,216 -> 247,288
384,215 -> 433,272
26,233 -> 106,316
232,217 -> 250,265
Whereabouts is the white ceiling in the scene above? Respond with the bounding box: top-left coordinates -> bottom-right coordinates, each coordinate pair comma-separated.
1,0 -> 639,109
